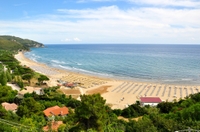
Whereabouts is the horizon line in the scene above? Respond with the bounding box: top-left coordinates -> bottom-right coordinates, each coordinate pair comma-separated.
44,43 -> 200,45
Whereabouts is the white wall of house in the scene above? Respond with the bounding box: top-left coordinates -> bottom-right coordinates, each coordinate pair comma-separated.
34,88 -> 44,95
141,102 -> 159,106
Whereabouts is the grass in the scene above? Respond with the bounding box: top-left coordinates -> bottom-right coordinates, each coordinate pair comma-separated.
118,116 -> 143,122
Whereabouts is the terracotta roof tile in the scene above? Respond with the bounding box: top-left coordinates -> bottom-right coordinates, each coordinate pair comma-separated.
43,121 -> 63,131
43,106 -> 69,117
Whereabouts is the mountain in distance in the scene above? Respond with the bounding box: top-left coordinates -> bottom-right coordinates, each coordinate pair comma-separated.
0,35 -> 44,51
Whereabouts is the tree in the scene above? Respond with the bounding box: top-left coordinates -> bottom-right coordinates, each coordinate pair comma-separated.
0,85 -> 17,103
20,115 -> 46,131
135,116 -> 157,132
149,113 -> 179,132
157,102 -> 176,113
181,103 -> 200,121
112,109 -> 122,116
16,97 -> 44,117
58,124 -> 67,132
0,105 -> 8,118
0,71 -> 7,86
22,74 -> 33,84
6,68 -> 12,82
121,104 -> 147,118
37,75 -> 49,85
180,99 -> 195,108
14,76 -> 24,88
14,67 -> 19,75
189,93 -> 200,102
74,94 -> 109,132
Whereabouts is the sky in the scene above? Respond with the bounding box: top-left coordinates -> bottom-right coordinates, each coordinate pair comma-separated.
0,0 -> 200,44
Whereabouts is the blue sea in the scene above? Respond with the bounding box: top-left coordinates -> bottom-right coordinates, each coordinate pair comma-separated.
25,44 -> 200,85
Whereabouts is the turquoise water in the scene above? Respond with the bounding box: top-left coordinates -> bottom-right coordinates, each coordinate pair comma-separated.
25,44 -> 200,85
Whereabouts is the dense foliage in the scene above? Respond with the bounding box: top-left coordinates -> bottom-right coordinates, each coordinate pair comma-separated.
73,94 -> 110,131
0,85 -> 17,103
0,38 -> 27,51
0,35 -> 44,52
1,84 -> 200,131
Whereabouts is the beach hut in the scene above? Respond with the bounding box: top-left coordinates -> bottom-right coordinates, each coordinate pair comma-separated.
140,97 -> 162,107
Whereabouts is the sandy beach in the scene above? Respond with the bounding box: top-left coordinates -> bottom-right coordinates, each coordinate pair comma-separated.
15,52 -> 200,109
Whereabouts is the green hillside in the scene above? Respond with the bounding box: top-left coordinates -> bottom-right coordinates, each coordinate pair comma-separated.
0,35 -> 44,51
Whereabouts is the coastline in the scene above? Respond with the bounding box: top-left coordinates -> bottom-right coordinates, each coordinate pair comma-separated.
15,52 -> 200,109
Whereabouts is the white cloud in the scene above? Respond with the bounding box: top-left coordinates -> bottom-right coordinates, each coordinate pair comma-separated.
76,0 -> 87,3
62,38 -> 71,42
76,0 -> 200,8
128,0 -> 200,8
74,37 -> 81,41
0,2 -> 200,44
61,37 -> 81,42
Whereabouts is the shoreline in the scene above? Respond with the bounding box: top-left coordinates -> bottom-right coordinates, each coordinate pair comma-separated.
15,52 -> 200,109
24,50 -> 200,86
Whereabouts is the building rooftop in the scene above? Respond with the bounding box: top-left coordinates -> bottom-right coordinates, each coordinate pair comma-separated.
1,102 -> 18,111
43,106 -> 69,117
43,121 -> 63,132
140,97 -> 162,103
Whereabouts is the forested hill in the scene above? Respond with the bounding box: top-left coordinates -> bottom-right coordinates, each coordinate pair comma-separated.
0,35 -> 44,51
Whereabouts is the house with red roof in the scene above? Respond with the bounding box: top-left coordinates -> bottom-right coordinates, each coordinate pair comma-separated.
1,102 -> 18,112
43,121 -> 63,132
43,106 -> 69,120
140,97 -> 162,106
